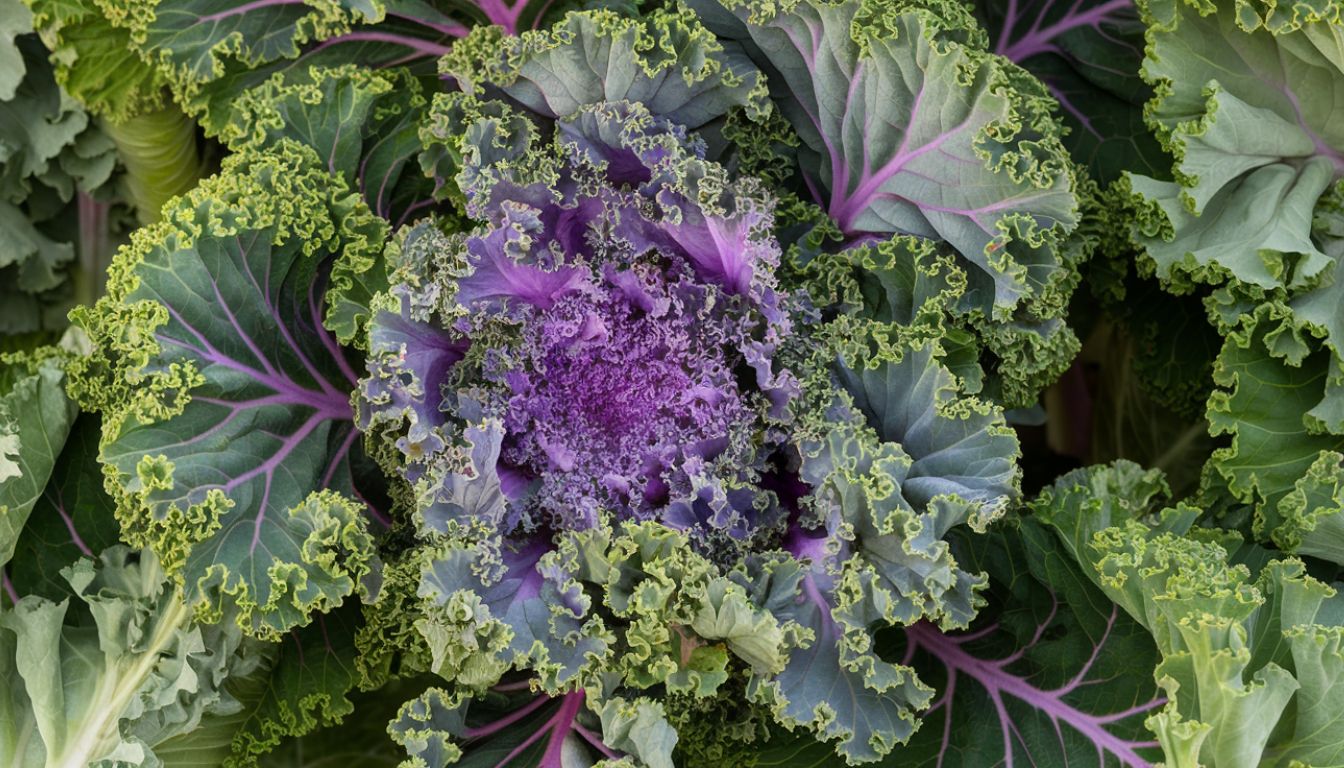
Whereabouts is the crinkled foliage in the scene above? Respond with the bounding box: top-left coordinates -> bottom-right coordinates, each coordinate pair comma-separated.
972,0 -> 1164,183
358,34 -> 1027,761
0,0 -> 119,335
689,0 -> 1086,407
69,143 -> 386,637
1036,462 -> 1344,768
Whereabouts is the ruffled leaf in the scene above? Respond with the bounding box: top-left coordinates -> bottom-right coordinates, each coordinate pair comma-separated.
0,353 -> 78,573
223,64 -> 435,236
1035,462 -> 1344,768
1125,0 -> 1344,293
972,0 -> 1164,182
69,142 -> 386,636
442,7 -> 768,134
692,0 -> 1080,318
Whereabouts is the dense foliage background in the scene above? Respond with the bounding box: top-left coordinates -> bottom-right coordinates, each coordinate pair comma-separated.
3,0 -> 1344,766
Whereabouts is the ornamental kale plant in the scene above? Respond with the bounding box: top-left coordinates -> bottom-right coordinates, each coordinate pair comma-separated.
3,0 -> 1344,766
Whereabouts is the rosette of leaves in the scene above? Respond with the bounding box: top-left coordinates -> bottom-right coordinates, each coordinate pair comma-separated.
359,32 -> 1025,759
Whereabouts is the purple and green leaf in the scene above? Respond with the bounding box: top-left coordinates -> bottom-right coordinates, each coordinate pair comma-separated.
756,519 -> 1163,768
893,520 -> 1163,767
392,687 -> 619,767
71,145 -> 388,635
5,414 -> 120,602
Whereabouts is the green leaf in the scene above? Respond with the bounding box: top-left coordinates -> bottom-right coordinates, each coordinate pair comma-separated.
1126,0 -> 1344,294
252,681 -> 412,768
692,0 -> 1086,407
0,546 -> 258,768
26,0 -> 169,123
691,0 -> 1080,319
971,0 -> 1167,183
1207,305 -> 1344,542
69,142 -> 387,636
223,605 -> 366,767
442,6 -> 768,133
595,695 -> 677,768
6,413 -> 121,601
0,11 -> 119,332
128,0 -> 380,90
0,0 -> 33,100
888,519 -> 1164,767
1127,159 -> 1333,292
24,0 -> 201,223
835,338 -> 1021,519
1034,462 -> 1344,768
0,353 -> 77,574
224,65 -> 432,228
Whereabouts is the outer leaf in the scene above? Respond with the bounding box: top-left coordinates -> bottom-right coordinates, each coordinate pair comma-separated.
126,0 -> 582,120
25,0 -> 168,122
835,339 -> 1020,516
0,353 -> 77,574
226,65 -> 435,232
0,546 -> 257,768
750,553 -> 932,765
442,7 -> 768,133
0,0 -> 29,99
123,0 -> 538,136
223,64 -> 436,344
693,0 -> 1084,407
127,0 -> 382,88
692,0 -> 1079,316
973,0 -> 1165,182
69,143 -> 386,636
1125,0 -> 1344,293
251,682 -> 410,768
894,519 -> 1164,767
0,204 -> 75,335
755,325 -> 1022,763
595,695 -> 677,768
1274,451 -> 1344,566
416,537 -> 605,690
795,235 -> 966,335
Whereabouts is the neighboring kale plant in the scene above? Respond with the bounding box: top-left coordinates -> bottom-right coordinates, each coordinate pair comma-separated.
1117,0 -> 1344,569
0,0 -> 120,339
